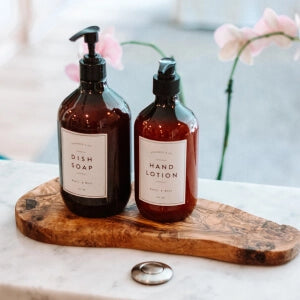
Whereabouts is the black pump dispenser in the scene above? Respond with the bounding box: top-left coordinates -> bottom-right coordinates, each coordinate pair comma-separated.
69,26 -> 106,82
153,57 -> 180,96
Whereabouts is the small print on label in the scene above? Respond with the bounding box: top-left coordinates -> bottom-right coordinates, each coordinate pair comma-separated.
61,128 -> 107,198
139,136 -> 187,206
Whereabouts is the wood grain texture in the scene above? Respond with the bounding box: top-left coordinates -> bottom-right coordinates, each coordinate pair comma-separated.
15,178 -> 300,265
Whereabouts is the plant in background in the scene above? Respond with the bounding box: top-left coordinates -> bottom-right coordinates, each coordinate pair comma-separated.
65,9 -> 300,182
214,8 -> 300,180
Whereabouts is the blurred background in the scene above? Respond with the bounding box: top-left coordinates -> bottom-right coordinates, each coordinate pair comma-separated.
0,0 -> 299,187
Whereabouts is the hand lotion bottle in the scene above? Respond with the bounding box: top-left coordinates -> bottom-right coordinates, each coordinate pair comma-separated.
58,26 -> 131,218
134,57 -> 198,222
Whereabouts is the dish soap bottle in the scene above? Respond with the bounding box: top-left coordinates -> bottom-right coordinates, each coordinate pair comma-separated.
134,57 -> 198,222
58,26 -> 131,218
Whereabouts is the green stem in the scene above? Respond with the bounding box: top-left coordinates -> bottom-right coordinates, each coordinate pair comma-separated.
179,79 -> 185,105
121,41 -> 167,58
121,40 -> 185,104
216,31 -> 299,180
217,79 -> 233,180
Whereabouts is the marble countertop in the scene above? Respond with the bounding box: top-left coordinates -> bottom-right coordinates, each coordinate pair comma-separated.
0,160 -> 299,300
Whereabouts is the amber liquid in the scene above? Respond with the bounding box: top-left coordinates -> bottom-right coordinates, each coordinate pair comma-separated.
58,82 -> 131,217
134,95 -> 198,222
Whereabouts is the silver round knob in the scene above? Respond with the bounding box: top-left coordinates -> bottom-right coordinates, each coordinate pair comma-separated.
131,261 -> 173,285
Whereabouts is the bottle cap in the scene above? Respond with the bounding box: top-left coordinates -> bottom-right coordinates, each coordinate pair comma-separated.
131,261 -> 173,285
153,57 -> 180,96
69,26 -> 106,82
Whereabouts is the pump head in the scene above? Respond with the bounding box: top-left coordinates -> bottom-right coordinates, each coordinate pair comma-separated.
153,57 -> 180,96
69,26 -> 106,82
158,57 -> 176,79
70,26 -> 99,58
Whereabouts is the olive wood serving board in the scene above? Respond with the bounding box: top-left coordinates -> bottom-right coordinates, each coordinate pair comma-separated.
15,178 -> 300,266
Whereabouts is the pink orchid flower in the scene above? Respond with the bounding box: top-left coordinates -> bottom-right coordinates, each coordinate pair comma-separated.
294,14 -> 300,60
214,24 -> 262,65
96,27 -> 123,70
65,64 -> 80,82
65,27 -> 123,82
254,8 -> 298,48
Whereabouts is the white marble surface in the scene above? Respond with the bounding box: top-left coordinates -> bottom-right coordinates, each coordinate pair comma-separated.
0,160 -> 299,300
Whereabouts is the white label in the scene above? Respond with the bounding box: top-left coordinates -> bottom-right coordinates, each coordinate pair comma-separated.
139,136 -> 187,206
61,128 -> 107,198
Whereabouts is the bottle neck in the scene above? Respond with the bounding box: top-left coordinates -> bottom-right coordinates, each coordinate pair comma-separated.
80,80 -> 107,93
154,94 -> 179,107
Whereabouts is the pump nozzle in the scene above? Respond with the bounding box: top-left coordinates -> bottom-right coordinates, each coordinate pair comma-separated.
153,57 -> 180,96
69,26 -> 106,83
158,57 -> 176,79
70,26 -> 100,57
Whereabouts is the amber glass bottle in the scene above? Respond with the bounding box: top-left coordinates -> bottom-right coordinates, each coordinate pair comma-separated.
134,58 -> 198,222
58,26 -> 131,218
